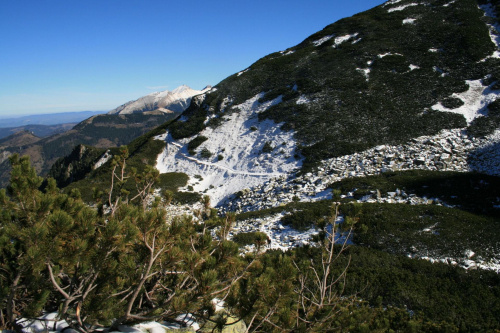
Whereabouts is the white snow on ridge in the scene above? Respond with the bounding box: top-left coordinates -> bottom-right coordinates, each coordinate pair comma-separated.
155,94 -> 302,205
312,35 -> 334,46
108,85 -> 210,115
237,69 -> 249,76
332,33 -> 359,48
378,52 -> 403,58
93,150 -> 112,170
356,67 -> 371,80
431,80 -> 499,124
403,18 -> 416,24
383,0 -> 402,6
387,3 -> 419,13
296,95 -> 310,105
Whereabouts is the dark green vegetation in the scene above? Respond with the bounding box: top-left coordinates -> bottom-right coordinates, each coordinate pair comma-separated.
4,159 -> 499,332
468,98 -> 500,137
232,231 -> 269,247
166,0 -> 499,171
187,135 -> 208,155
0,156 -> 248,332
354,203 -> 500,259
48,144 -> 106,188
329,170 -> 500,216
60,119 -> 198,205
0,113 -> 178,187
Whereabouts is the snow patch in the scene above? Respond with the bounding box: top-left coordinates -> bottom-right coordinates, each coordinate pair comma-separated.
228,212 -> 349,253
312,35 -> 334,46
296,95 -> 310,105
219,96 -> 233,112
378,52 -> 402,58
155,94 -> 302,205
332,33 -> 359,48
431,80 -> 499,124
93,150 -> 112,170
479,4 -> 500,61
443,0 -> 456,6
387,3 -> 419,12
428,48 -> 439,53
383,0 -> 402,6
237,69 -> 249,76
403,18 -> 417,24
356,68 -> 371,80
409,64 -> 420,71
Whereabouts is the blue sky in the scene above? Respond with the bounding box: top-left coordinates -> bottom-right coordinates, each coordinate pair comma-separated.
0,0 -> 385,117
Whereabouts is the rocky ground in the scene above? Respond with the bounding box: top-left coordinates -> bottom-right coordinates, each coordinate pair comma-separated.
222,128 -> 500,213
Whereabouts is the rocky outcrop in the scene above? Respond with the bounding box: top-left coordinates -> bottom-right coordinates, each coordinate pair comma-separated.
223,129 -> 500,212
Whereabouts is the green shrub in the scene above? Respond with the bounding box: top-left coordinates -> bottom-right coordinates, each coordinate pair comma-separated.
187,136 -> 208,151
233,232 -> 269,246
200,147 -> 212,159
441,97 -> 464,109
262,141 -> 274,153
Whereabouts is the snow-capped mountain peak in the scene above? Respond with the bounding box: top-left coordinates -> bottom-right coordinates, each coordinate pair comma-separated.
108,85 -> 210,115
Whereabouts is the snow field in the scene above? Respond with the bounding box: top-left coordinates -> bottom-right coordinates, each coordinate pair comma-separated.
155,93 -> 302,205
431,79 -> 499,124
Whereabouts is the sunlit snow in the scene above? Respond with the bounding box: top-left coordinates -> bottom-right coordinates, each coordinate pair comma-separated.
479,4 -> 500,61
383,0 -> 402,6
431,80 -> 499,124
332,33 -> 359,48
237,69 -> 249,76
387,3 -> 419,12
155,94 -> 302,205
312,35 -> 334,46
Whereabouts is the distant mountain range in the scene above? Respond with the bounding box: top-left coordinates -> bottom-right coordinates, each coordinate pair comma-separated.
0,85 -> 208,186
0,111 -> 106,128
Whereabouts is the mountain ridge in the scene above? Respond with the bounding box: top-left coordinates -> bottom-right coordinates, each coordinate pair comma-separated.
108,85 -> 212,115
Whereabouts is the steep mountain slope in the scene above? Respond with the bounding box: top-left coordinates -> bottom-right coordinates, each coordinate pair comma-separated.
0,130 -> 41,148
108,85 -> 211,115
153,0 -> 500,205
0,86 -> 211,187
0,113 -> 178,187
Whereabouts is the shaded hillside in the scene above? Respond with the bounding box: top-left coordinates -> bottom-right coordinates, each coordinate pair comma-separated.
0,123 -> 76,140
0,130 -> 41,148
0,113 -> 178,187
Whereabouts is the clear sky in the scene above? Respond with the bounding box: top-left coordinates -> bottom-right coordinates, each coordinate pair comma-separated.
0,0 -> 385,117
